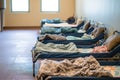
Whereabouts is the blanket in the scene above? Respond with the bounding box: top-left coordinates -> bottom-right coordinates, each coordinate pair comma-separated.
66,34 -> 94,40
92,45 -> 108,53
104,66 -> 120,77
38,34 -> 94,41
36,56 -> 113,80
41,27 -> 61,34
38,34 -> 66,42
44,22 -> 78,27
41,26 -> 77,34
34,42 -> 78,54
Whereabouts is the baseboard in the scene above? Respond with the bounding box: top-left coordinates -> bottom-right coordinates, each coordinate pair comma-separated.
3,26 -> 40,30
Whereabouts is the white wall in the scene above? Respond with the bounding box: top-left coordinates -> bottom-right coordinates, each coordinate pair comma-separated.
76,0 -> 120,35
0,11 -> 1,31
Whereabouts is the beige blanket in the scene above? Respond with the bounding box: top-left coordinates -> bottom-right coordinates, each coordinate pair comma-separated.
36,56 -> 113,80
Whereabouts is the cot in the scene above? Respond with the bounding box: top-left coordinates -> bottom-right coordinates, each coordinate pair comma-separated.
35,57 -> 120,80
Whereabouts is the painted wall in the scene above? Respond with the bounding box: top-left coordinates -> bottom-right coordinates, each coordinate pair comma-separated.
4,0 -> 75,27
76,0 -> 120,35
0,10 -> 1,31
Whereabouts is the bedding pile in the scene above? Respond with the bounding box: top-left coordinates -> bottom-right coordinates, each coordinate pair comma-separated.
36,56 -> 113,80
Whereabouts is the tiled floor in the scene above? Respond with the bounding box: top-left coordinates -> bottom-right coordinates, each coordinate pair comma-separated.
0,30 -> 38,80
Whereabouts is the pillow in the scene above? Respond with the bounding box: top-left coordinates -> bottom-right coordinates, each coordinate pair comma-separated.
76,18 -> 84,25
83,21 -> 90,31
92,27 -> 105,38
103,32 -> 120,51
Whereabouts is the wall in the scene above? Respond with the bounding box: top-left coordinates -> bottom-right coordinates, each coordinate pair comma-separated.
76,0 -> 120,35
4,0 -> 75,27
0,10 -> 1,31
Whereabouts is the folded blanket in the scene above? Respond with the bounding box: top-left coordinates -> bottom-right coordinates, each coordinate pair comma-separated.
36,56 -> 113,80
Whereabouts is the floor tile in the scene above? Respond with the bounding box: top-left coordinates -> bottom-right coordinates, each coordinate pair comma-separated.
0,29 -> 38,80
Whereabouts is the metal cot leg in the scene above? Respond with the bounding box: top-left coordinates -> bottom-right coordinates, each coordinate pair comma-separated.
33,62 -> 35,77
